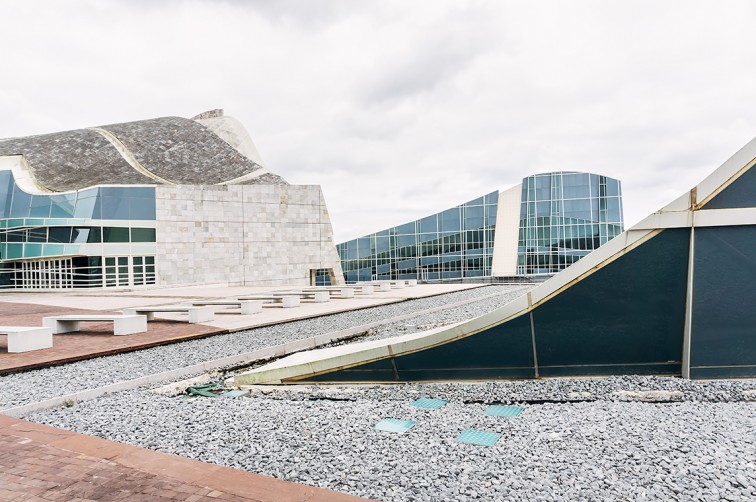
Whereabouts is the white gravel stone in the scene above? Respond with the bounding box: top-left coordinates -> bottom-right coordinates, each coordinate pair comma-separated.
6,284 -> 756,501
25,380 -> 756,502
0,285 -> 526,409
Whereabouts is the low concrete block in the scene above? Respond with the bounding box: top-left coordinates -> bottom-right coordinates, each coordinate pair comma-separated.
1,326 -> 53,353
42,315 -> 147,336
358,285 -> 374,295
313,292 -> 330,303
281,296 -> 300,308
239,300 -> 264,315
123,306 -> 214,324
187,306 -> 215,323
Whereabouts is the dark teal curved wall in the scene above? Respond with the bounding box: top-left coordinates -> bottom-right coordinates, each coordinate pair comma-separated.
303,228 -> 692,382
704,166 -> 756,209
306,313 -> 535,382
533,228 -> 689,376
691,225 -> 756,378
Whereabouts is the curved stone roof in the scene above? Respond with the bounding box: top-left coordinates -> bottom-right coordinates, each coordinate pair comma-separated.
0,113 -> 287,192
0,129 -> 154,192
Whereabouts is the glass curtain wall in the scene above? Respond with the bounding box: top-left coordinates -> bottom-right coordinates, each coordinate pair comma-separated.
0,170 -> 157,288
516,172 -> 623,275
337,191 -> 499,282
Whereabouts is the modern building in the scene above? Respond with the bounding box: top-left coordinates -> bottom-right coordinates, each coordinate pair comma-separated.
0,109 -> 343,289
336,172 -> 623,282
235,135 -> 756,383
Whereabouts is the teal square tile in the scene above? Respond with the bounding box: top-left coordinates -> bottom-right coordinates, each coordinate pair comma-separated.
373,418 -> 416,433
485,405 -> 523,417
411,398 -> 448,410
222,390 -> 249,398
455,429 -> 502,446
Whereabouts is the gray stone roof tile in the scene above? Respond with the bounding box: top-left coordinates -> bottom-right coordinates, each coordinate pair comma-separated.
0,130 -> 154,191
0,115 -> 288,192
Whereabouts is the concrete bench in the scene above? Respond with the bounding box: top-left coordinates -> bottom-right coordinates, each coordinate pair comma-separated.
190,300 -> 263,315
42,315 -> 147,336
301,287 -> 355,298
307,285 -> 375,296
1,326 -> 53,353
237,296 -> 301,308
122,306 -> 215,323
356,282 -> 391,292
272,291 -> 330,303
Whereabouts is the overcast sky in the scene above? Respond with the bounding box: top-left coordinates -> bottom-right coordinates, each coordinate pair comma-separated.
1,0 -> 755,242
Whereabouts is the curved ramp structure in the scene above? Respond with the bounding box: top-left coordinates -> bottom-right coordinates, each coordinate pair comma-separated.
233,137 -> 756,384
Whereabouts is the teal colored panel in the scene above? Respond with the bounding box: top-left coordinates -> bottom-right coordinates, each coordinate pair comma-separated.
455,429 -> 502,446
704,165 -> 756,209
485,405 -> 523,417
691,225 -> 756,376
23,243 -> 43,258
5,244 -> 22,259
43,244 -> 65,256
533,228 -> 690,376
411,398 -> 448,409
222,390 -> 249,398
373,418 -> 415,433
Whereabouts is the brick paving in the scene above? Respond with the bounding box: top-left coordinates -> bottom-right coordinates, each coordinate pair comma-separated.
0,302 -> 224,375
0,415 -> 367,501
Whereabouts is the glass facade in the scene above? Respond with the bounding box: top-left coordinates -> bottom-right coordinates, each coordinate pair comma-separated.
0,170 -> 157,289
337,192 -> 499,282
337,172 -> 624,282
517,172 -> 623,274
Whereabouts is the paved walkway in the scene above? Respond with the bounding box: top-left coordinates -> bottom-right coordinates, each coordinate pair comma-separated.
0,302 -> 222,374
0,415 -> 368,501
0,284 -> 484,374
0,283 -> 488,501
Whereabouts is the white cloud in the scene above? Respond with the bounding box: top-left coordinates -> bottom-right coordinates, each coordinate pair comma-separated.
1,0 -> 755,241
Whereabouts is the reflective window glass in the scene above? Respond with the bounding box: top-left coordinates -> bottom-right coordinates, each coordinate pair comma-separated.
440,208 -> 460,232
48,227 -> 72,243
29,196 -> 51,218
607,197 -> 621,220
606,180 -> 620,197
396,222 -> 415,235
49,194 -> 76,218
100,196 -> 131,220
10,187 -> 31,218
74,194 -> 101,219
130,197 -> 157,220
419,215 -> 437,233
102,227 -> 129,243
28,228 -> 47,243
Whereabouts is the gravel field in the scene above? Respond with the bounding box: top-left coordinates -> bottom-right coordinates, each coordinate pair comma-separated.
0,285 -> 529,409
9,285 -> 756,501
28,377 -> 756,501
